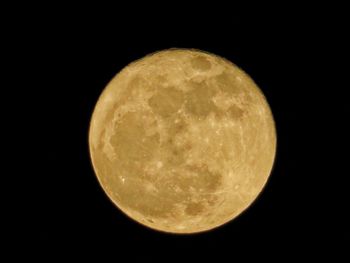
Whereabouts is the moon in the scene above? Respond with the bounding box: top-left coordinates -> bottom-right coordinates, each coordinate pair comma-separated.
89,49 -> 276,233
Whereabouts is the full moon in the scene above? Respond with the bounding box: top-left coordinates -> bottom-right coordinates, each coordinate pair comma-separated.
89,49 -> 276,233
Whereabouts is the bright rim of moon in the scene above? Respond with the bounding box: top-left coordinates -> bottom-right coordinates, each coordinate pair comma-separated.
89,49 -> 276,234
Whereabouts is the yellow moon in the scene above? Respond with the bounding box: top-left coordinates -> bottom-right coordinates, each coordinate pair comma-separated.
89,49 -> 276,234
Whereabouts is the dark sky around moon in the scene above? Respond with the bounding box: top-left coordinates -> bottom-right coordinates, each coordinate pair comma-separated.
8,5 -> 348,259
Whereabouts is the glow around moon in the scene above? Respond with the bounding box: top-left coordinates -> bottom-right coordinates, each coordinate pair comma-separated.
89,49 -> 276,233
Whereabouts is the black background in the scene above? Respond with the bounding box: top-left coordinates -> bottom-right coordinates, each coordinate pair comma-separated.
10,4 -> 348,259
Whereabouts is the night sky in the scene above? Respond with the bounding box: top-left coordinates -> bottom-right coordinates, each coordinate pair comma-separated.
10,4 -> 347,259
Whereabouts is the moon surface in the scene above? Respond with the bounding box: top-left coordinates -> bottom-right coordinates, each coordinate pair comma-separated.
89,49 -> 276,233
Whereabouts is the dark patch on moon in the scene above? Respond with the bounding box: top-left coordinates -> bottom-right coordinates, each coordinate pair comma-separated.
228,105 -> 245,119
216,71 -> 241,94
191,56 -> 212,71
148,87 -> 184,118
185,202 -> 205,216
185,81 -> 219,118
